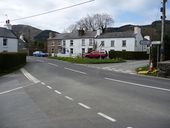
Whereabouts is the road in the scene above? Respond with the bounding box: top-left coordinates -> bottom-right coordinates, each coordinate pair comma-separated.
0,56 -> 170,128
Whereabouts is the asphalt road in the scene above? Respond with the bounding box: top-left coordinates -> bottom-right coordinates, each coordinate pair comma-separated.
0,56 -> 170,128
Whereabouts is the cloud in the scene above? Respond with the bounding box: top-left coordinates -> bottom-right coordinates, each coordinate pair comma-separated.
0,0 -> 169,32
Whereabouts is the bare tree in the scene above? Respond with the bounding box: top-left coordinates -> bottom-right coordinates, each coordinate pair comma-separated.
67,13 -> 114,32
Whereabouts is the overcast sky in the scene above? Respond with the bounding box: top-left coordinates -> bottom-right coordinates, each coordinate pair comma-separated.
0,0 -> 170,32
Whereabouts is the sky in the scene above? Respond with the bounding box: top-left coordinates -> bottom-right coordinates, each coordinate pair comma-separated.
0,0 -> 170,32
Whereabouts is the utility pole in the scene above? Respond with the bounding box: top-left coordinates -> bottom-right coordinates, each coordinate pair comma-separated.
160,0 -> 167,61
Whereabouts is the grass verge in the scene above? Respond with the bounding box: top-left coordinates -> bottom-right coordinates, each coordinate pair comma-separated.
48,57 -> 125,64
136,65 -> 158,76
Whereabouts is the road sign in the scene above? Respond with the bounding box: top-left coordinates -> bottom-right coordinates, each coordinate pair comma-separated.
140,40 -> 151,45
151,41 -> 161,45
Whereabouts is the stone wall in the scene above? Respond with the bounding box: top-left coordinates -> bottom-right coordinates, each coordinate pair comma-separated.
158,61 -> 170,78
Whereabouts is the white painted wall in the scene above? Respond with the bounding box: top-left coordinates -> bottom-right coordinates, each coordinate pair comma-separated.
95,38 -> 136,52
0,37 -> 18,52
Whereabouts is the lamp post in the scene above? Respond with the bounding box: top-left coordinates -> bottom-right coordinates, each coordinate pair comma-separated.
160,0 -> 167,61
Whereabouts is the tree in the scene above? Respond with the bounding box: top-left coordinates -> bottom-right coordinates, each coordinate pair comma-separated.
67,13 -> 114,32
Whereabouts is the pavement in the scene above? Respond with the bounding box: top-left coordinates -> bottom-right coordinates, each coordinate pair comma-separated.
80,60 -> 148,75
0,57 -> 170,128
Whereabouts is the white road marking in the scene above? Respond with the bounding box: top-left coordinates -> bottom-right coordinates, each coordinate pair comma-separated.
64,67 -> 87,75
105,77 -> 170,92
48,63 -> 58,67
37,60 -> 44,62
47,86 -> 52,89
65,96 -> 74,101
78,103 -> 91,109
127,127 -> 133,128
41,82 -> 46,85
97,112 -> 116,122
54,90 -> 62,94
0,83 -> 35,95
20,68 -> 40,83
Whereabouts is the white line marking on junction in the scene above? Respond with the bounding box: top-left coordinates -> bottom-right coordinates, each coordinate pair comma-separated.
64,67 -> 87,75
65,96 -> 74,101
105,77 -> 170,92
54,90 -> 62,94
127,127 -> 133,128
37,60 -> 44,62
41,82 -> 46,85
78,103 -> 91,109
47,86 -> 52,89
48,63 -> 58,67
20,68 -> 40,83
0,83 -> 35,95
97,112 -> 116,122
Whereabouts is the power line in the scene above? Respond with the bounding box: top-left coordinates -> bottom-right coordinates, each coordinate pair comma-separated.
0,0 -> 95,23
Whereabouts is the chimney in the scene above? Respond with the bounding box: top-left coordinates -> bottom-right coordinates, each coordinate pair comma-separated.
4,20 -> 12,30
49,32 -> 55,39
78,29 -> 85,36
134,26 -> 141,34
97,29 -> 102,36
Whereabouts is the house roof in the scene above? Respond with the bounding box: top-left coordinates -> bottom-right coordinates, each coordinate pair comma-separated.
48,30 -> 136,40
0,27 -> 17,39
97,31 -> 135,39
49,31 -> 96,40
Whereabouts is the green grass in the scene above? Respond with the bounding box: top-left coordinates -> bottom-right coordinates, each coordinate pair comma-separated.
136,65 -> 158,76
48,56 -> 125,64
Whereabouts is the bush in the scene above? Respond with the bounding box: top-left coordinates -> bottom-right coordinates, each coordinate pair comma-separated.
109,51 -> 149,60
0,52 -> 27,74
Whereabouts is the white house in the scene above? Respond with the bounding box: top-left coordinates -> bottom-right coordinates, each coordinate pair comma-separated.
0,20 -> 18,53
47,27 -> 146,57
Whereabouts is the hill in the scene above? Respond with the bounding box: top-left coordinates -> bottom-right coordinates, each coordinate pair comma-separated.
34,30 -> 59,42
12,25 -> 58,42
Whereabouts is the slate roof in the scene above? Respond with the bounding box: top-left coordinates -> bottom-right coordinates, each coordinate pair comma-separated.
49,31 -> 96,40
49,30 -> 135,40
0,27 -> 17,39
97,31 -> 135,39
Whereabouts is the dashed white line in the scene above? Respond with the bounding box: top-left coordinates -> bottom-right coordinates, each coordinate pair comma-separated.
64,67 -> 87,75
105,77 -> 170,92
54,90 -> 62,94
97,112 -> 116,122
41,82 -> 46,85
78,103 -> 91,110
65,96 -> 74,101
47,86 -> 52,89
127,127 -> 133,128
48,63 -> 58,67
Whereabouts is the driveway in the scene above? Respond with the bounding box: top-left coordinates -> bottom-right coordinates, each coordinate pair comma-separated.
80,60 -> 148,74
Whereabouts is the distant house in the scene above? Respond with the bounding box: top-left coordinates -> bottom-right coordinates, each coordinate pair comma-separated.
0,27 -> 18,52
47,27 -> 146,57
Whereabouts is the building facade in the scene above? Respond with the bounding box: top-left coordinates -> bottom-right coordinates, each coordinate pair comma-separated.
47,27 -> 146,57
0,27 -> 18,53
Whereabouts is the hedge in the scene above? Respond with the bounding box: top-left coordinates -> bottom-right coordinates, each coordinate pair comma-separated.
109,51 -> 149,60
0,52 -> 27,73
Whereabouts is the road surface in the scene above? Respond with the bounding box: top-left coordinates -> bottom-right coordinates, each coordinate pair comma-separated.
0,57 -> 170,128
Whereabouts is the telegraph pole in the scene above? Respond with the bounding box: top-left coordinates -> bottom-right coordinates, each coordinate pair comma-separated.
160,0 -> 167,61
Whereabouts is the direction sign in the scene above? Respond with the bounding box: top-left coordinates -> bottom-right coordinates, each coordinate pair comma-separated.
139,40 -> 151,45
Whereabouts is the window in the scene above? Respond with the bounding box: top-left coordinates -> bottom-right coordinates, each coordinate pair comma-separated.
111,40 -> 115,47
122,40 -> 126,47
82,48 -> 85,54
89,39 -> 93,46
70,48 -> 73,54
70,40 -> 73,46
63,40 -> 66,46
100,41 -> 105,47
82,39 -> 85,46
3,38 -> 7,46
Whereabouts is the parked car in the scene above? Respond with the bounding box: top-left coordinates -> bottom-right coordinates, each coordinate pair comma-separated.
83,51 -> 108,58
33,51 -> 48,57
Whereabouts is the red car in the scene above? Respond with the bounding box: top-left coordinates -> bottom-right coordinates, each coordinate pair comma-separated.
83,51 -> 108,58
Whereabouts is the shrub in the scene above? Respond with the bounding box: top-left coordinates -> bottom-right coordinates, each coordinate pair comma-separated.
109,51 -> 149,60
0,52 -> 27,73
